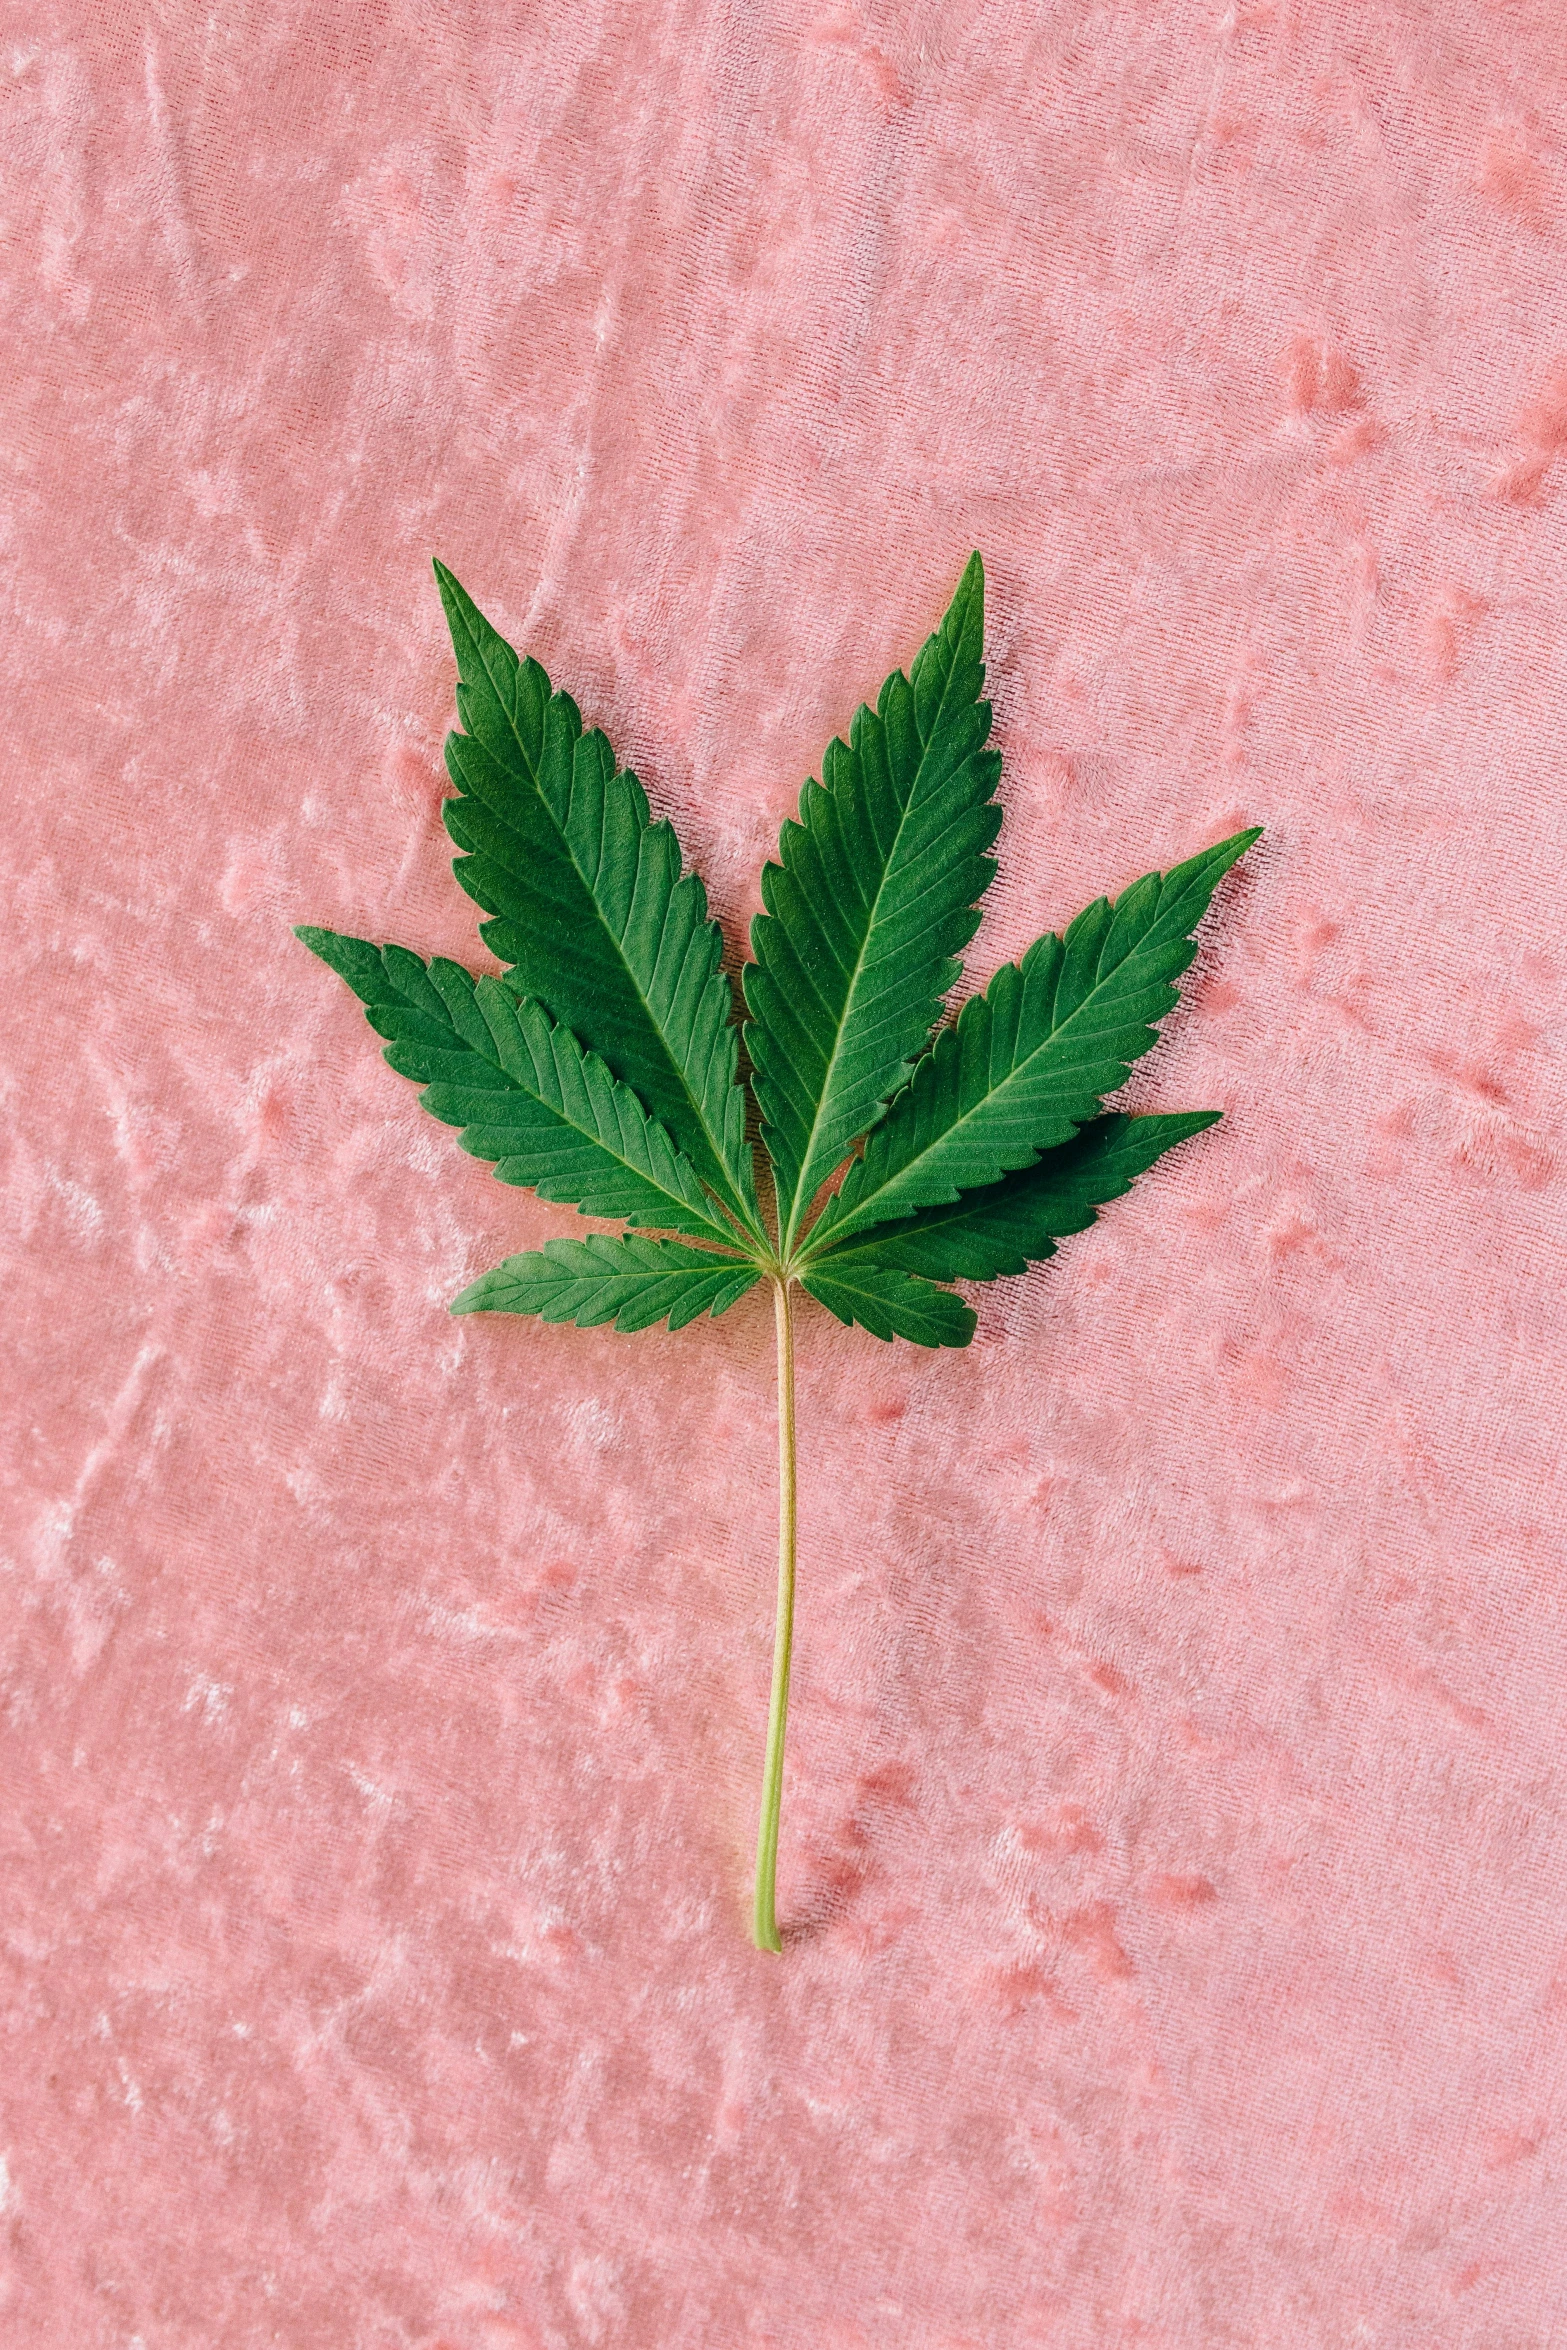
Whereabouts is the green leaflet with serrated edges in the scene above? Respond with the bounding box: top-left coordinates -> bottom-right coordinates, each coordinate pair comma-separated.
744,552 -> 1002,1252
809,830 -> 1259,1248
433,563 -> 760,1239
294,927 -> 737,1243
803,1112 -> 1221,1283
451,1234 -> 761,1333
798,1259 -> 975,1349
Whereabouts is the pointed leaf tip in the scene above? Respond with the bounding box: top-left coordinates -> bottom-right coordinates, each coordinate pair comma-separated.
431,557 -> 469,624
949,549 -> 984,634
1168,824 -> 1262,884
432,559 -> 494,651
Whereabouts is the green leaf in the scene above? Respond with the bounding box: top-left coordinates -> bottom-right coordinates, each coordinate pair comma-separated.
797,1261 -> 975,1349
294,927 -> 742,1245
296,547 -> 1264,1957
451,1234 -> 762,1333
805,1112 -> 1220,1283
432,563 -> 761,1238
743,553 -> 1003,1251
809,829 -> 1259,1247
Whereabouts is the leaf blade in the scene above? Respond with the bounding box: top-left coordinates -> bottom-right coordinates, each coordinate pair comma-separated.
797,1262 -> 975,1349
295,927 -> 742,1245
744,553 -> 1003,1248
803,1112 -> 1220,1282
451,1234 -> 761,1333
433,562 -> 760,1236
812,829 -> 1258,1244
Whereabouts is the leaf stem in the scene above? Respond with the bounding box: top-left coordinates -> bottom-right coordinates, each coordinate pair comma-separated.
752,1273 -> 797,1952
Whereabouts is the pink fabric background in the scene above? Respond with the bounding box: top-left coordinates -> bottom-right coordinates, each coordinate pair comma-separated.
4,2 -> 1566,2343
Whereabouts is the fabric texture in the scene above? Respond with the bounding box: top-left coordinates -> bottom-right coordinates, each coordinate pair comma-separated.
4,4 -> 1566,2343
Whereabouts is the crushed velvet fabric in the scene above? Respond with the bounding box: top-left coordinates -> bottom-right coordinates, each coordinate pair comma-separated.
3,3 -> 1565,2343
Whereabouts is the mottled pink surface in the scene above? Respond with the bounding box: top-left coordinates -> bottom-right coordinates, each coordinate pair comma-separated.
4,4 -> 1567,2344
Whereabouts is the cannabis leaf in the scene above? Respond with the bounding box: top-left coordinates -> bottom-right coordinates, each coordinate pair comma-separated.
802,838 -> 1254,1247
802,1111 -> 1221,1285
743,551 -> 1003,1252
433,563 -> 761,1242
296,555 -> 1258,1953
296,929 -> 736,1242
452,1234 -> 760,1332
797,1256 -> 978,1348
